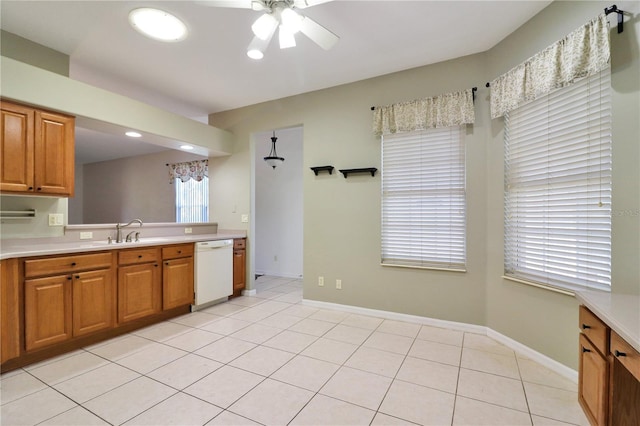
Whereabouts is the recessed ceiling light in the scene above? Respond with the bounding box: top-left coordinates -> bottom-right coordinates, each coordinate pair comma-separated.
125,131 -> 142,138
180,145 -> 194,150
129,8 -> 187,42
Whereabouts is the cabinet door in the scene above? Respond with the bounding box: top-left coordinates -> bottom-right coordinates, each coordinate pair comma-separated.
73,269 -> 114,336
579,334 -> 608,426
0,102 -> 34,192
34,110 -> 74,196
25,275 -> 72,351
118,263 -> 161,323
1,259 -> 20,363
233,249 -> 246,296
163,257 -> 194,310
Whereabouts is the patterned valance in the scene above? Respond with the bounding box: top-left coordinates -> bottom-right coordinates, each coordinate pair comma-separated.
372,89 -> 475,136
490,13 -> 610,119
168,159 -> 208,184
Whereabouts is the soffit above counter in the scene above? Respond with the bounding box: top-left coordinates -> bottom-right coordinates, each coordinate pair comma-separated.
0,56 -> 234,157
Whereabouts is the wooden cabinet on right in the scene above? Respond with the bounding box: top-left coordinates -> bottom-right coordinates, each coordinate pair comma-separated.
0,100 -> 75,196
117,248 -> 161,323
233,239 -> 246,297
578,305 -> 640,426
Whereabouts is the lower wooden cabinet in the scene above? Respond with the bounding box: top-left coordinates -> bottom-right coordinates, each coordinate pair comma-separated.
72,269 -> 114,336
163,256 -> 194,310
1,259 -> 20,363
118,263 -> 161,323
233,239 -> 246,297
579,333 -> 609,426
24,275 -> 73,351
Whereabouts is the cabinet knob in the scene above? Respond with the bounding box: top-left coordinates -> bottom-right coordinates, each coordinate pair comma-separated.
37,187 -> 42,191
165,262 -> 169,265
75,275 -> 80,279
67,276 -> 72,280
581,324 -> 591,330
154,264 -> 158,267
614,350 -> 627,357
177,250 -> 182,254
138,255 -> 143,259
71,262 -> 77,266
582,347 -> 591,353
28,186 -> 33,190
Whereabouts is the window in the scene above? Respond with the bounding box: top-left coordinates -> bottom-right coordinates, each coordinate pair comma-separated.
382,126 -> 466,270
175,176 -> 209,223
504,67 -> 612,293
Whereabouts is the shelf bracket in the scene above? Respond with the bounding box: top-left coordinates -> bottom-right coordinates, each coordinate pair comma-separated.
310,166 -> 334,176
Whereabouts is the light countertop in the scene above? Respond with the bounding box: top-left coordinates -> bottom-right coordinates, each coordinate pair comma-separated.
575,290 -> 640,353
0,231 -> 246,260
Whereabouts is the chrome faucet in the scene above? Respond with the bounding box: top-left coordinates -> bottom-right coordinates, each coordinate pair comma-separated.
116,219 -> 143,243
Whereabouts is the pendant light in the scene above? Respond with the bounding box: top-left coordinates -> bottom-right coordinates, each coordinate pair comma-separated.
264,131 -> 284,169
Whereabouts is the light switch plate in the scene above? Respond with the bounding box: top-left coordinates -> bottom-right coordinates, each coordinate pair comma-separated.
241,214 -> 249,223
79,232 -> 93,240
184,227 -> 193,234
48,213 -> 64,226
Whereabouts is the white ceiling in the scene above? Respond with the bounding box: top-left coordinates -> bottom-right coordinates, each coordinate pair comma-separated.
1,0 -> 551,162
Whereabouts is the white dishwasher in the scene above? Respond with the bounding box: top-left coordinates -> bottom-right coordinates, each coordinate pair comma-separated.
192,239 -> 233,311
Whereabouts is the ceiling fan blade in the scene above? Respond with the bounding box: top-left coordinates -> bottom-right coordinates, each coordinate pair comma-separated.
196,1 -> 267,11
292,0 -> 333,9
299,16 -> 339,50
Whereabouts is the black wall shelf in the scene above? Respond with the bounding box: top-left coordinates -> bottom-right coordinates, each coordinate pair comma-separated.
339,168 -> 377,178
310,166 -> 334,176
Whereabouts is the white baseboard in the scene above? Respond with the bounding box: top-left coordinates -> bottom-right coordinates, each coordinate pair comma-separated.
255,270 -> 302,279
242,289 -> 257,296
302,298 -> 578,384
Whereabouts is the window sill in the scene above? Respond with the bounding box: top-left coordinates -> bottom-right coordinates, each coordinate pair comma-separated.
382,263 -> 466,273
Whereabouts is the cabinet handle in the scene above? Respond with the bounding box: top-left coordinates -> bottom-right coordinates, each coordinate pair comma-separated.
75,275 -> 80,279
177,250 -> 182,254
614,350 -> 627,357
581,324 -> 591,330
154,264 -> 158,267
37,187 -> 42,191
71,262 -> 77,266
165,262 -> 169,265
582,347 -> 591,353
138,255 -> 143,259
28,186 -> 33,190
67,276 -> 72,280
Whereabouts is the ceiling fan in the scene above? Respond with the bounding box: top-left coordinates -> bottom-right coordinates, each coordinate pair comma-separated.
201,0 -> 339,59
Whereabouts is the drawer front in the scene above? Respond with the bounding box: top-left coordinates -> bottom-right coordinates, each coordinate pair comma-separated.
25,252 -> 112,278
611,331 -> 640,382
234,239 -> 246,249
118,248 -> 159,265
162,244 -> 194,260
579,305 -> 609,355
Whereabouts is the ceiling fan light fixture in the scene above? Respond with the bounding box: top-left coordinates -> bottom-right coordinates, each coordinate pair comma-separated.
278,25 -> 296,49
129,8 -> 187,42
251,12 -> 278,40
280,8 -> 303,34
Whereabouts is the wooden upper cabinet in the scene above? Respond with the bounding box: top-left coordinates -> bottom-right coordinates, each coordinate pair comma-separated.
0,100 -> 74,196
34,110 -> 74,196
0,102 -> 34,192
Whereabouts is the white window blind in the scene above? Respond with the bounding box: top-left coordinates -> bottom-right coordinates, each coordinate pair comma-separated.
504,66 -> 612,293
175,177 -> 209,223
382,126 -> 466,270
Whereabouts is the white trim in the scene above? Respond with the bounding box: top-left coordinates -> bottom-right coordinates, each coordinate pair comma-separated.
255,270 -> 301,280
302,299 -> 485,334
302,298 -> 578,384
242,289 -> 257,296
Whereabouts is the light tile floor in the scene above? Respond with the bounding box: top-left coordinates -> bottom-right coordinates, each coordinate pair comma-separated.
1,276 -> 589,426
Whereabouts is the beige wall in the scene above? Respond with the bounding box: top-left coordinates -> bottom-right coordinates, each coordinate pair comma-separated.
80,150 -> 207,224
0,30 -> 69,76
210,0 -> 640,369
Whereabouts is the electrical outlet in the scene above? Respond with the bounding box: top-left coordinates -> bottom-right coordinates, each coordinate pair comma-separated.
241,214 -> 249,223
48,213 -> 64,226
184,227 -> 193,234
318,276 -> 324,287
336,279 -> 342,290
79,232 -> 93,240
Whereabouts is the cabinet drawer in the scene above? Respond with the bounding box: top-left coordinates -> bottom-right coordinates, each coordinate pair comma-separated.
611,331 -> 640,382
118,248 -> 159,265
162,244 -> 193,260
25,252 -> 112,278
579,305 -> 609,355
234,239 -> 246,249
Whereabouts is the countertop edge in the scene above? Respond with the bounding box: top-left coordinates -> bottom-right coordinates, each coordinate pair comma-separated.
575,290 -> 640,354
0,232 -> 247,260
